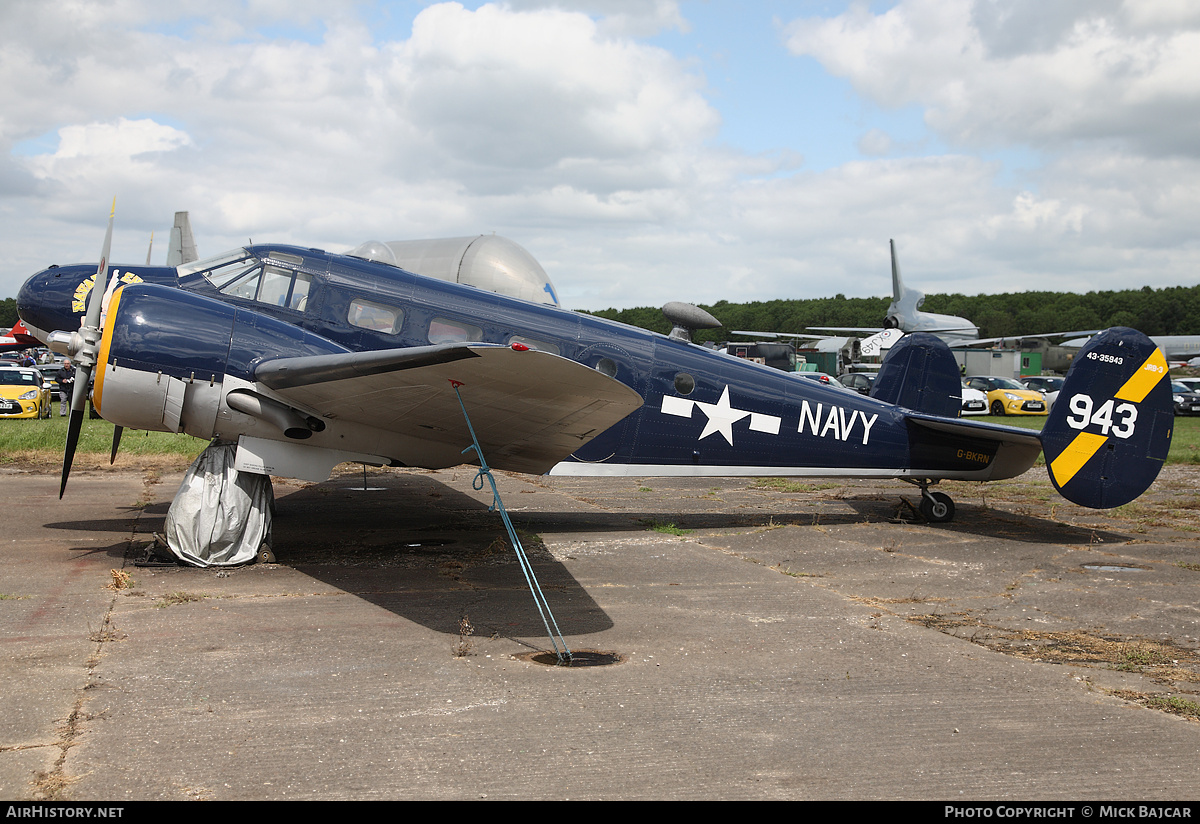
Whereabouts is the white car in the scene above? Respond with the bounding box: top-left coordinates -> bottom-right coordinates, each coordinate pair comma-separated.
960,381 -> 988,416
1020,375 -> 1065,412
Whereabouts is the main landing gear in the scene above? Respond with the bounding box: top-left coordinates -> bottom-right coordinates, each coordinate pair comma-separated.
902,479 -> 956,524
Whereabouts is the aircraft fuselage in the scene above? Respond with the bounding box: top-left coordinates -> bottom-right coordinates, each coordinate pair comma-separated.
19,245 -> 1037,483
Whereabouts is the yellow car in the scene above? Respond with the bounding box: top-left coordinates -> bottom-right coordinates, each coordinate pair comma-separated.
0,367 -> 53,419
964,375 -> 1048,417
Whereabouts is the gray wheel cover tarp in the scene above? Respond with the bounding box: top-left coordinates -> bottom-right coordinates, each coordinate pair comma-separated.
164,443 -> 272,567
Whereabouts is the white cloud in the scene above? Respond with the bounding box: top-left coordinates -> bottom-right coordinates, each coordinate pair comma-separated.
857,129 -> 893,157
3,0 -> 1200,314
784,0 -> 1200,157
37,118 -> 192,162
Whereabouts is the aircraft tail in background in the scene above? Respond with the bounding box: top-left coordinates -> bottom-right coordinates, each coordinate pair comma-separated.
166,211 -> 198,266
885,240 -> 979,343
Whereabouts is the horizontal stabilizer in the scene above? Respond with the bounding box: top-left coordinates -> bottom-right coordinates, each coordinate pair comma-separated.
1042,327 -> 1173,509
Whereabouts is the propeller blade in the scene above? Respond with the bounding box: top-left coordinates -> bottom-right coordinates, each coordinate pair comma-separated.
110,425 -> 123,465
60,197 -> 115,498
60,408 -> 84,499
84,197 -> 115,335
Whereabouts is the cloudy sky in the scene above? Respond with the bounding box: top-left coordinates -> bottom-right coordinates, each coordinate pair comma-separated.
2,0 -> 1198,311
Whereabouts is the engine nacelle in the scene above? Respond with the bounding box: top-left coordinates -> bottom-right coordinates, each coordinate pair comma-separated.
94,283 -> 347,440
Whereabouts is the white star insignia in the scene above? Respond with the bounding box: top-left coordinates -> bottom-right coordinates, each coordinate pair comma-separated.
694,386 -> 750,445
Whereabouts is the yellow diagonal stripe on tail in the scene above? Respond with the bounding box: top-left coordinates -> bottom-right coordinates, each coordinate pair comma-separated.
1049,431 -> 1109,488
1115,348 -> 1168,403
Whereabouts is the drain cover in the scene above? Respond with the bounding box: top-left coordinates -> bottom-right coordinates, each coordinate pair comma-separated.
518,649 -> 623,667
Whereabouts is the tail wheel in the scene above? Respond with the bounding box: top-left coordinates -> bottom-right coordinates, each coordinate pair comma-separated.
920,491 -> 955,523
991,400 -> 1005,416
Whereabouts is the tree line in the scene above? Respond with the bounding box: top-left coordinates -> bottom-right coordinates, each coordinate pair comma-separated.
2,282 -> 1196,342
583,283 -> 1200,343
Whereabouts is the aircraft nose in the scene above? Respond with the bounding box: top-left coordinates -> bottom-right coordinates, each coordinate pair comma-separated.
17,264 -> 89,341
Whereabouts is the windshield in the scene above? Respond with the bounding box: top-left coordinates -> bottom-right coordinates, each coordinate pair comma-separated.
0,370 -> 40,386
177,248 -> 257,281
992,378 -> 1026,390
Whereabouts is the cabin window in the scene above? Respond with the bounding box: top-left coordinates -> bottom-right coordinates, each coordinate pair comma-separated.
348,298 -> 403,334
509,336 -> 560,355
674,373 -> 695,395
429,317 -> 482,344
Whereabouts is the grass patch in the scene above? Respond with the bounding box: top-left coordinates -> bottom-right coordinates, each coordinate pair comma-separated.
1115,642 -> 1171,672
1111,690 -> 1200,721
753,478 -> 842,493
980,414 -> 1200,465
156,591 -> 208,608
0,415 -> 206,467
642,519 -> 691,536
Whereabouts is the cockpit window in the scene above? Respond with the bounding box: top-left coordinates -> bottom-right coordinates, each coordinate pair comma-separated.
258,265 -> 293,306
178,248 -> 256,281
183,249 -> 314,312
288,272 -> 311,311
219,265 -> 264,300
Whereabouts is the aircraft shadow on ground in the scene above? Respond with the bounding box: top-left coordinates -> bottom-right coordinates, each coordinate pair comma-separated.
39,474 -> 1132,637
249,475 -> 618,640
838,498 -> 1133,545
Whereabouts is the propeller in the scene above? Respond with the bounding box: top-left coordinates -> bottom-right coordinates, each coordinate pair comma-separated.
55,198 -> 115,498
110,425 -> 123,465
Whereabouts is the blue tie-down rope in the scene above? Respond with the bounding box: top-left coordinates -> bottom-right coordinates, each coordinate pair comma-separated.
450,381 -> 572,664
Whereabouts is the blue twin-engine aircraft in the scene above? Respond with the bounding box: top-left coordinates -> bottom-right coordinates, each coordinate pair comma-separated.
17,210 -> 1175,525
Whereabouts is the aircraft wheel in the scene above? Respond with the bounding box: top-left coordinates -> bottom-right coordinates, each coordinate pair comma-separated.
257,543 -> 276,564
920,492 -> 955,524
991,400 -> 1005,416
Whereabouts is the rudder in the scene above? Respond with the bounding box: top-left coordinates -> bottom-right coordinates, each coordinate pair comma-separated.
1042,327 -> 1173,509
870,332 -> 962,418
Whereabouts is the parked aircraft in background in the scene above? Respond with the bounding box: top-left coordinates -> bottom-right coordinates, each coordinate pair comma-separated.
17,208 -> 1176,528
809,240 -> 979,344
166,211 -> 199,266
727,331 -> 862,376
0,320 -> 41,351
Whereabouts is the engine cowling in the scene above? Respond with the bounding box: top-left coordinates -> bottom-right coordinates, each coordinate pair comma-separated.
94,283 -> 347,439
